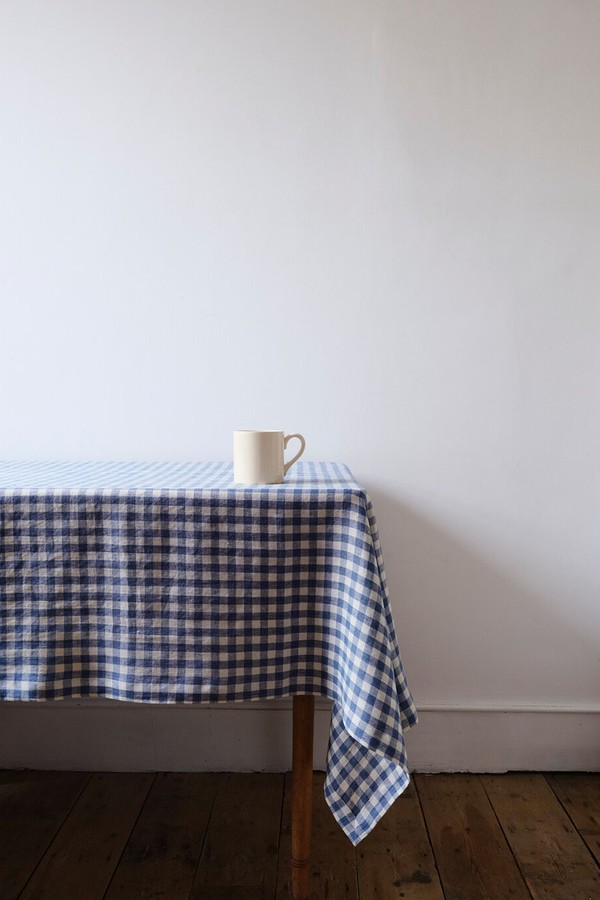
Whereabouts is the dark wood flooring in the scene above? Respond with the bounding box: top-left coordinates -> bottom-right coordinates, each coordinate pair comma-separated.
0,770 -> 598,899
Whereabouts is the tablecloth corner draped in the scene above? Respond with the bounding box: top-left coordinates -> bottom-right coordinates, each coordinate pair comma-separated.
0,459 -> 417,842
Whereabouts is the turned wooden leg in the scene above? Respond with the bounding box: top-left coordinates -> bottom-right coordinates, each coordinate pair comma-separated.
291,694 -> 314,900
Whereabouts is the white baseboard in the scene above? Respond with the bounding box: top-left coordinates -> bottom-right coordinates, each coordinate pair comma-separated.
405,707 -> 600,772
1,701 -> 598,772
0,700 -> 332,772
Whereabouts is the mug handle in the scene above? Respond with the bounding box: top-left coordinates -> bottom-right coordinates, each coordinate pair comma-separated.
283,433 -> 306,475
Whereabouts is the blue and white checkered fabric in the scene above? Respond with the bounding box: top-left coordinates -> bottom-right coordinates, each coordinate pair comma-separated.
0,460 -> 417,844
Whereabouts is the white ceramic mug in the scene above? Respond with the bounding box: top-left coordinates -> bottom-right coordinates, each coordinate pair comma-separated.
233,430 -> 306,484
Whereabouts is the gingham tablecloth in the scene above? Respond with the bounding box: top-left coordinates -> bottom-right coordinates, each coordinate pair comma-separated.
0,460 -> 417,843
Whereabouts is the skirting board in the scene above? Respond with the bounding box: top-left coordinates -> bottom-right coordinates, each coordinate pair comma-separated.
0,701 -> 598,772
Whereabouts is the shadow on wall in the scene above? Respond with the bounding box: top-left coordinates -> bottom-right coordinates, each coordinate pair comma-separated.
367,487 -> 600,712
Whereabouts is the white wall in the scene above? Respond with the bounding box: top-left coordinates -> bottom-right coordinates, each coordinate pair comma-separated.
1,1 -> 599,770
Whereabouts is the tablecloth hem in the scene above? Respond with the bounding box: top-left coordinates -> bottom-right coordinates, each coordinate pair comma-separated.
325,767 -> 412,845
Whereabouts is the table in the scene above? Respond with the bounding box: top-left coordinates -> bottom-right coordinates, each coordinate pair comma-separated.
0,460 -> 417,899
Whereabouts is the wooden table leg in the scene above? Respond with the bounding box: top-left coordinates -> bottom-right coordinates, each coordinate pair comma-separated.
291,694 -> 314,900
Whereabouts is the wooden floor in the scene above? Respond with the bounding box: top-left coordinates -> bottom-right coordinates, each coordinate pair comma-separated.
0,771 -> 599,900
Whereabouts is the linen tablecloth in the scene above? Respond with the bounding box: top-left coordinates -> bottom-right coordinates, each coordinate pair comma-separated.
0,460 -> 417,843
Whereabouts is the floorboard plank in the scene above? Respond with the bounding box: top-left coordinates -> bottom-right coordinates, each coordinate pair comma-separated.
1,769 -> 597,900
19,772 -> 154,900
482,773 -> 600,900
190,772 -> 283,899
0,770 -> 90,900
275,772 -> 358,900
191,889 -> 266,900
416,773 -> 530,900
104,772 -> 217,899
356,778 -> 444,899
546,773 -> 600,866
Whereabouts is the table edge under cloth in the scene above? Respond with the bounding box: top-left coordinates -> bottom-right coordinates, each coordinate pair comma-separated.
0,460 -> 418,844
